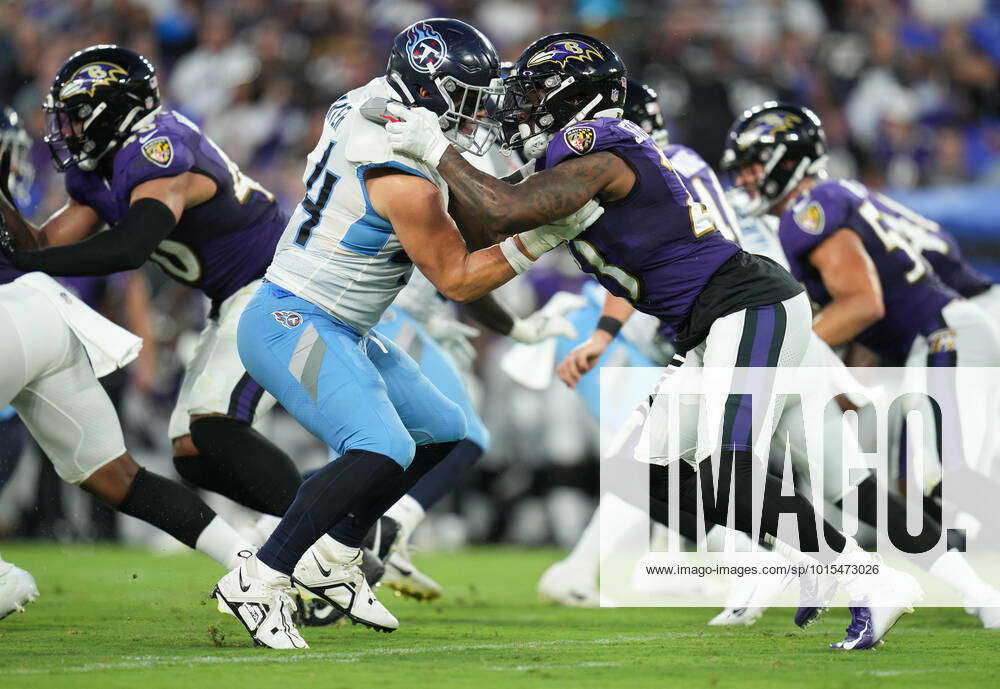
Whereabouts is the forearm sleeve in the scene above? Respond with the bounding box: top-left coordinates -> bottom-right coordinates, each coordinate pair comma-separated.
16,198 -> 177,276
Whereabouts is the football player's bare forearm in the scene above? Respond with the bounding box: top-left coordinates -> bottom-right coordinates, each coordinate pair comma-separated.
812,296 -> 883,347
601,293 -> 636,322
438,148 -> 608,234
425,245 -> 516,303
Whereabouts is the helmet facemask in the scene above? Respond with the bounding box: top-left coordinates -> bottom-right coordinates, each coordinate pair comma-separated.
498,72 -> 619,159
433,73 -> 504,156
43,94 -> 152,172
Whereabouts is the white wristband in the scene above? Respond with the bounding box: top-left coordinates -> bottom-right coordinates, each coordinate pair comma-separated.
517,228 -> 560,259
500,236 -> 535,274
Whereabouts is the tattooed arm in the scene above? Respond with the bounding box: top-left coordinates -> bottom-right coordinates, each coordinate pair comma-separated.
438,147 -> 633,244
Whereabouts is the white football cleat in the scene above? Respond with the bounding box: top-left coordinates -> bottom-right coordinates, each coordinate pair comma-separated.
830,561 -> 922,650
212,551 -> 308,649
0,560 -> 39,621
538,560 -> 600,608
382,549 -> 443,602
709,563 -> 795,627
708,606 -> 765,626
293,540 -> 398,632
965,596 -> 1000,629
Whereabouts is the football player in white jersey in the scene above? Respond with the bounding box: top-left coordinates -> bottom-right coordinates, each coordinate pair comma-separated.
210,19 -> 602,649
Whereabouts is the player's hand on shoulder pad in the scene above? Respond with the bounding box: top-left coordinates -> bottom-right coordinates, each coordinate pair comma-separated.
384,103 -> 451,167
509,310 -> 578,344
423,314 -> 481,368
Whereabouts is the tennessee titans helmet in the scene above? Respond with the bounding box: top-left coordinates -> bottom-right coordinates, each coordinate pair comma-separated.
43,45 -> 160,172
0,107 -> 34,207
720,102 -> 827,215
386,18 -> 502,156
498,32 -> 627,158
623,80 -> 667,149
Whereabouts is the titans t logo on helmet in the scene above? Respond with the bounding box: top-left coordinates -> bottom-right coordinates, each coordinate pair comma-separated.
524,40 -> 604,70
406,23 -> 448,74
58,62 -> 128,100
736,112 -> 803,150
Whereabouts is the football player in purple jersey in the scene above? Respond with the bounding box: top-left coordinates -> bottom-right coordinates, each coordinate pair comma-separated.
0,109 -> 258,624
385,34 -> 922,650
0,46 -> 305,529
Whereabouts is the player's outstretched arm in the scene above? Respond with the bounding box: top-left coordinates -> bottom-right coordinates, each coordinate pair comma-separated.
464,293 -> 577,344
809,228 -> 885,347
384,105 -> 628,238
556,293 -> 635,388
10,173 -> 213,276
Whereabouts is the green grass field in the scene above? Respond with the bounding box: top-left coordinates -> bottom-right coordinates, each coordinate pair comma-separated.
1,544 -> 996,688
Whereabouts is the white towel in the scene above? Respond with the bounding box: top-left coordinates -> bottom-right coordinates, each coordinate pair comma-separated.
500,291 -> 588,390
14,272 -> 142,378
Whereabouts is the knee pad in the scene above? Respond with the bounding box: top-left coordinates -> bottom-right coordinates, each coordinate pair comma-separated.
353,432 -> 416,469
435,397 -> 469,444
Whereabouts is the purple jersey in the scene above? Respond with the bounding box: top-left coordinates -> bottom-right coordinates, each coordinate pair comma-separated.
872,192 -> 992,299
535,118 -> 741,336
64,110 -> 286,305
778,179 -> 958,361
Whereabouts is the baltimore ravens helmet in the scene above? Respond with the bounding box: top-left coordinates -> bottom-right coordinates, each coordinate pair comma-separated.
720,102 -> 827,215
498,33 -> 627,158
623,79 -> 667,149
43,45 -> 160,172
386,18 -> 502,156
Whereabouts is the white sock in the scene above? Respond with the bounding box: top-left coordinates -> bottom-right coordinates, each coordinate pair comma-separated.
929,550 -> 998,606
384,494 -> 425,541
316,534 -> 360,564
253,515 -> 282,542
196,515 -> 254,569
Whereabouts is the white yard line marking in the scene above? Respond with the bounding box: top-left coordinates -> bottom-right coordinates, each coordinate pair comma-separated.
487,661 -> 622,672
5,633 -> 704,675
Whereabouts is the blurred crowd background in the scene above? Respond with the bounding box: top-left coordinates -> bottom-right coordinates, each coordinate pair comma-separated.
1,0 -> 999,551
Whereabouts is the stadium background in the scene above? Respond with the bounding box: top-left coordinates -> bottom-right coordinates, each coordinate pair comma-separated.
1,0 -> 999,554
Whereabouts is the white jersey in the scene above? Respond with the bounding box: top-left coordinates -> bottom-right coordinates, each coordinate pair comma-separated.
725,189 -> 789,269
266,77 -> 447,334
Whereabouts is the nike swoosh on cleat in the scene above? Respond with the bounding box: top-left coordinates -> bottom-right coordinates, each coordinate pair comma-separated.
313,554 -> 333,578
238,570 -> 252,593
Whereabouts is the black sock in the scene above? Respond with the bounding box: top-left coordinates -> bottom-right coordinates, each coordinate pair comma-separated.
116,467 -> 216,549
178,416 -> 302,516
650,451 -> 849,559
407,439 -> 483,510
329,441 -> 459,547
257,449 -> 403,575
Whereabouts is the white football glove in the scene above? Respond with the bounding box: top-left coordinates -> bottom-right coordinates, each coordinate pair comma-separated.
519,199 -> 605,258
384,103 -> 451,167
423,315 -> 481,369
509,310 -> 578,344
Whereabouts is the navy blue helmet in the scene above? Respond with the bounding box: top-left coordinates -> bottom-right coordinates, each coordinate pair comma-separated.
498,32 -> 627,158
0,107 -> 34,207
623,79 -> 667,148
720,102 -> 827,215
386,18 -> 502,156
43,45 -> 160,172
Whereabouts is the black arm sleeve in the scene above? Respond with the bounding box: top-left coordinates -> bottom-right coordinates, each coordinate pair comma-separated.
15,197 -> 177,276
463,292 -> 515,335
